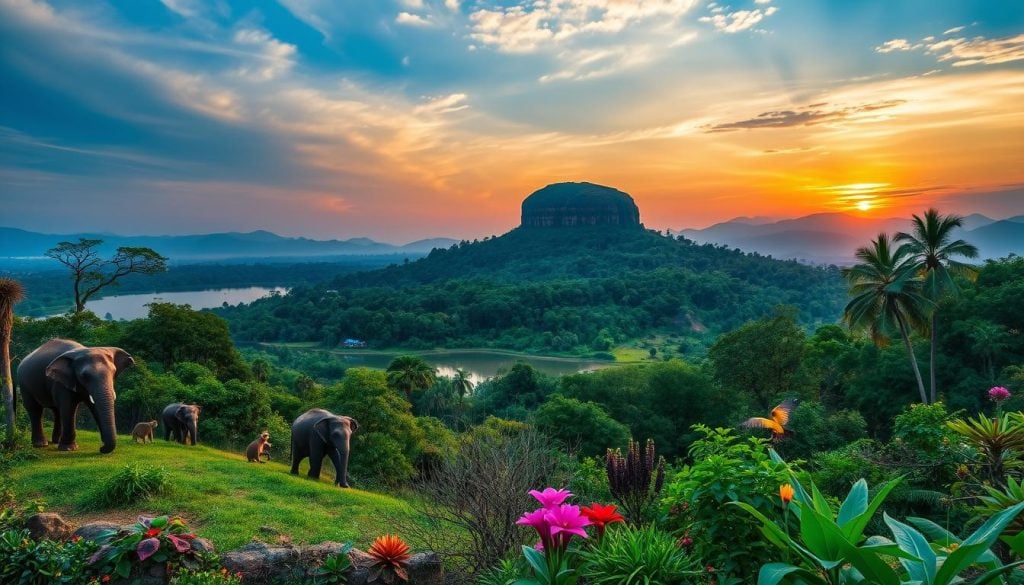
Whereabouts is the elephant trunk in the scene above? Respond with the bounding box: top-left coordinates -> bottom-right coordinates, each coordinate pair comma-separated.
93,389 -> 117,454
332,434 -> 351,487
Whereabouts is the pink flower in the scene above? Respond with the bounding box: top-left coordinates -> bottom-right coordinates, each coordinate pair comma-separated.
989,386 -> 1012,402
533,540 -> 544,552
517,508 -> 549,532
529,488 -> 572,509
544,504 -> 591,540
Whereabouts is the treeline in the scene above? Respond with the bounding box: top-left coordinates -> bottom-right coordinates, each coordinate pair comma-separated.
6,260 -> 394,317
217,227 -> 847,351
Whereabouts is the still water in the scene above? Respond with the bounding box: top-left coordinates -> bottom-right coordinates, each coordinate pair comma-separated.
325,350 -> 612,385
86,287 -> 288,320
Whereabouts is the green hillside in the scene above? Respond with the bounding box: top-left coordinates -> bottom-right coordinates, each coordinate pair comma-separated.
8,431 -> 417,550
218,226 -> 846,352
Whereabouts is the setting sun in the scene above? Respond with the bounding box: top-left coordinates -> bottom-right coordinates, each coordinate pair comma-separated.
857,200 -> 873,212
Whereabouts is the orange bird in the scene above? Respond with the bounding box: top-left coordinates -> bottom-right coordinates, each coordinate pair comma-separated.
742,398 -> 799,440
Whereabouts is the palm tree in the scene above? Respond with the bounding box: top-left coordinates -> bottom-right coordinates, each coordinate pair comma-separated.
451,368 -> 474,406
895,209 -> 979,403
0,278 -> 25,445
842,234 -> 932,403
386,356 -> 437,401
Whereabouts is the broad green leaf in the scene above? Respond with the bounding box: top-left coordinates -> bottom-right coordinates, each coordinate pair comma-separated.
884,513 -> 935,584
810,482 -> 833,517
935,501 -> 1024,585
758,563 -> 826,585
837,479 -> 868,528
908,517 -> 999,567
842,477 -> 902,543
521,546 -> 548,580
970,559 -> 1024,585
799,504 -> 844,563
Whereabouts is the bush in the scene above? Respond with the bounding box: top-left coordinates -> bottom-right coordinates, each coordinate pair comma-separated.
169,569 -> 243,585
660,425 -> 791,582
89,515 -> 215,581
88,463 -> 170,509
532,395 -> 631,457
0,529 -> 102,585
578,524 -> 699,585
567,456 -> 613,506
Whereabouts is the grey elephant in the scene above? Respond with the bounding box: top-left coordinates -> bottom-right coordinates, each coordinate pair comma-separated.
16,339 -> 134,453
290,408 -> 358,488
162,403 -> 201,445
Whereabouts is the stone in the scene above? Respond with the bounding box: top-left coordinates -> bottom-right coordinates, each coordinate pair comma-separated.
221,542 -> 301,584
26,512 -> 74,541
74,521 -> 121,542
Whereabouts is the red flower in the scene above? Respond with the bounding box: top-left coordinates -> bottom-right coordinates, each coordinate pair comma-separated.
72,536 -> 82,543
580,503 -> 625,538
102,576 -> 111,583
144,528 -> 161,538
368,534 -> 411,583
706,565 -> 716,573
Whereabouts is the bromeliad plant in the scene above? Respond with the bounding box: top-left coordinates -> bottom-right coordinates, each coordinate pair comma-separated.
88,515 -> 210,580
733,451 -> 1024,585
367,535 -> 411,584
515,488 -> 593,585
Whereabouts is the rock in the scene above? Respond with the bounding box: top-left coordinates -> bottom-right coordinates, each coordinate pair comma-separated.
191,537 -> 216,554
221,542 -> 301,584
26,512 -> 74,541
408,552 -> 444,585
521,182 -> 641,229
74,521 -> 121,542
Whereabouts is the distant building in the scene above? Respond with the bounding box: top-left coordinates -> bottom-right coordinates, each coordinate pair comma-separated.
341,338 -> 367,348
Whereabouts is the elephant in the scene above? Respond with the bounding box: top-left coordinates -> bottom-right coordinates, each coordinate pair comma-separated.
290,408 -> 358,488
162,403 -> 201,445
16,339 -> 134,453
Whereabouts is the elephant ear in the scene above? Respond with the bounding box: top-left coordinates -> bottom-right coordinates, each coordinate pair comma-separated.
347,417 -> 359,433
176,406 -> 189,422
111,349 -> 135,376
45,352 -> 78,391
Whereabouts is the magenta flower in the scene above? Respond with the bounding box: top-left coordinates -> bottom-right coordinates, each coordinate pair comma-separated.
545,504 -> 591,540
989,386 -> 1012,402
533,540 -> 544,552
529,488 -> 573,509
517,508 -> 549,532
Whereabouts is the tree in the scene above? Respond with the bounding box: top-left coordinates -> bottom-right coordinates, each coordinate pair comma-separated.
385,355 -> 436,401
532,395 -> 630,457
895,209 -> 979,402
45,238 -> 167,314
0,278 -> 25,445
708,307 -> 806,411
251,358 -> 270,383
451,368 -> 474,406
842,233 -> 932,403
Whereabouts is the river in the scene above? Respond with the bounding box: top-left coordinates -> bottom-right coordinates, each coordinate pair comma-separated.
85,287 -> 288,320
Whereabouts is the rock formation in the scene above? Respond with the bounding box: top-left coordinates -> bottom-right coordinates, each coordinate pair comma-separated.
520,182 -> 641,229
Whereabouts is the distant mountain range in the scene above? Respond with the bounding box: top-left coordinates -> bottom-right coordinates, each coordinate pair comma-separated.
673,213 -> 1024,265
0,227 -> 458,262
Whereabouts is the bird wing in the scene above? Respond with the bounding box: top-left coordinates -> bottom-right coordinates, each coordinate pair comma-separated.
742,417 -> 783,434
771,398 -> 799,427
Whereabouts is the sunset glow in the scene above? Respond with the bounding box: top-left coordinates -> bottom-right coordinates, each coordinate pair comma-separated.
1,0 -> 1023,239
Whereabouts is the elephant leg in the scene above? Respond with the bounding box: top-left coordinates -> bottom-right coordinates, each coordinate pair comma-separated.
50,411 -> 62,445
25,400 -> 47,448
290,438 -> 302,475
164,424 -> 172,441
307,441 -> 324,480
57,402 -> 79,451
327,447 -> 349,488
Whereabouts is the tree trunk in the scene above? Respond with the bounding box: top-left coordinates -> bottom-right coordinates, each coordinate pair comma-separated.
1,337 -> 14,445
896,313 -> 928,404
930,312 -> 938,404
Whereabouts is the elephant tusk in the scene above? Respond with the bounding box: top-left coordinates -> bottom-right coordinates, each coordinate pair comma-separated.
88,395 -> 95,404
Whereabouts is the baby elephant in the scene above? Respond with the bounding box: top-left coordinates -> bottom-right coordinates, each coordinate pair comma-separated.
246,431 -> 272,463
131,420 -> 159,443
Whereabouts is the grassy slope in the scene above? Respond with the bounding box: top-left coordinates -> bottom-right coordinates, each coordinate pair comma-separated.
9,431 -> 418,550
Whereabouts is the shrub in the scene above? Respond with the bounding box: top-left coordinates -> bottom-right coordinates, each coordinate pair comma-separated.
567,456 -> 613,506
88,463 -> 170,509
661,425 -> 791,582
308,544 -> 353,584
88,515 -> 214,581
578,524 -> 698,585
0,529 -> 102,585
474,557 -> 524,585
169,569 -> 244,585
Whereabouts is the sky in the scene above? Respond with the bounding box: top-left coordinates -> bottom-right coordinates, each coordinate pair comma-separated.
1,0 -> 1023,242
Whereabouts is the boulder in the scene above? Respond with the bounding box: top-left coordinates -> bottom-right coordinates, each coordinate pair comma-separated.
73,521 -> 121,542
220,542 -> 443,585
221,542 -> 301,583
26,512 -> 74,541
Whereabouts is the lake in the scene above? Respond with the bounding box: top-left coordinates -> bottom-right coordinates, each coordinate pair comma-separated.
317,349 -> 614,385
85,287 -> 288,320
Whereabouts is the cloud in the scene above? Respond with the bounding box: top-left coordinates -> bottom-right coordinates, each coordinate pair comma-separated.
699,5 -> 778,34
232,28 -> 297,81
875,38 -> 916,53
877,30 -> 1024,67
396,11 -> 433,27
708,100 -> 906,132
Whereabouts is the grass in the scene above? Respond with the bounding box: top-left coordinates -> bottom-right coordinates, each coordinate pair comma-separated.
8,430 -> 419,550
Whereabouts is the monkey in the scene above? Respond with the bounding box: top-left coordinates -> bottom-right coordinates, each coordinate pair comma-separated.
131,420 -> 159,443
246,431 -> 272,463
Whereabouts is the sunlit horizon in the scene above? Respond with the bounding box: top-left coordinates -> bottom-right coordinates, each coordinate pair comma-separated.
2,0 -> 1023,240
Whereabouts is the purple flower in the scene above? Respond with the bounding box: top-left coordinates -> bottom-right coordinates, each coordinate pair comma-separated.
528,488 -> 573,509
545,504 -> 591,540
989,386 -> 1012,402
